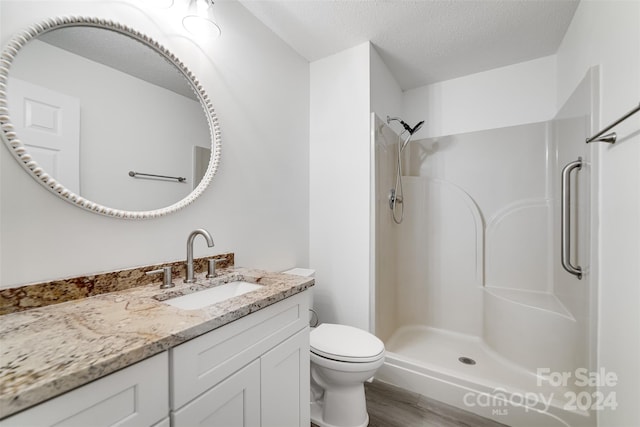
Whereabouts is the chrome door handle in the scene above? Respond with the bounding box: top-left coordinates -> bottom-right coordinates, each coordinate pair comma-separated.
561,157 -> 583,279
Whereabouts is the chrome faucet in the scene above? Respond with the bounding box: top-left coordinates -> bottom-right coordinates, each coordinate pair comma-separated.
184,229 -> 215,283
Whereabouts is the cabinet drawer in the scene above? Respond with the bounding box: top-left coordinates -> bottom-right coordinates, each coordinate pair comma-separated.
171,291 -> 309,409
1,352 -> 169,427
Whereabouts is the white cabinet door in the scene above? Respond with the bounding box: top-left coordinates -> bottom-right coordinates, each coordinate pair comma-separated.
172,360 -> 260,427
171,292 -> 309,409
261,328 -> 310,427
1,352 -> 169,427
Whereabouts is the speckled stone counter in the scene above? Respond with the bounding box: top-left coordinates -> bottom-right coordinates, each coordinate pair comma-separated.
0,266 -> 314,419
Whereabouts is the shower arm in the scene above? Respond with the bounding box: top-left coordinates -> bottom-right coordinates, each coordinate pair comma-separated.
387,116 -> 424,136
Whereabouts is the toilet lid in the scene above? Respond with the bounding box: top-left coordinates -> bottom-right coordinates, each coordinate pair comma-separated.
310,324 -> 385,363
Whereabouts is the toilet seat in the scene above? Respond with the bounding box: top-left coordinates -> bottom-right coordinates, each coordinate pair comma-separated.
311,324 -> 385,363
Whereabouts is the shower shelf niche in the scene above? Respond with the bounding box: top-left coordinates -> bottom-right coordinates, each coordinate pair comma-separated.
483,287 -> 574,319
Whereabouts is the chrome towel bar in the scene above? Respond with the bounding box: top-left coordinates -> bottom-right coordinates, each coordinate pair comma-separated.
561,157 -> 583,279
128,171 -> 186,182
586,102 -> 640,144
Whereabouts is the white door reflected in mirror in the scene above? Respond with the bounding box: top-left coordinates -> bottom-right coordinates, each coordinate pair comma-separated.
7,78 -> 80,194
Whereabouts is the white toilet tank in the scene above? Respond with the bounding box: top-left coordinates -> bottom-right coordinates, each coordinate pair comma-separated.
283,268 -> 315,277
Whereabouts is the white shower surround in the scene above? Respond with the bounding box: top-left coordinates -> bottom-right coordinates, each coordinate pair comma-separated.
371,69 -> 597,427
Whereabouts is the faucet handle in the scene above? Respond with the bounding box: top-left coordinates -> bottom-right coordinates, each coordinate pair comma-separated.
206,258 -> 225,279
147,266 -> 175,289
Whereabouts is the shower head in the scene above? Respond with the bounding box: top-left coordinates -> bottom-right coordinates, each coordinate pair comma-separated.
387,116 -> 425,135
410,120 -> 424,135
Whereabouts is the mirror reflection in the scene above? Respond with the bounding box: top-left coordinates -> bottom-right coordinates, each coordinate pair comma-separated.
6,26 -> 212,212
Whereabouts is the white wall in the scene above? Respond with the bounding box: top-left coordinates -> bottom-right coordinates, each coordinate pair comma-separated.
403,55 -> 557,138
309,42 -> 371,330
370,45 -> 403,125
0,0 -> 309,287
556,2 -> 640,425
309,42 -> 403,331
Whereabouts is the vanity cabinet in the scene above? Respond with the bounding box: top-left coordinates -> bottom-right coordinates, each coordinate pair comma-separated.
170,291 -> 310,427
0,290 -> 310,427
1,352 -> 169,427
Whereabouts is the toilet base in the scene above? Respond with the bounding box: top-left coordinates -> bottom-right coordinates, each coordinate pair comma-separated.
310,401 -> 369,427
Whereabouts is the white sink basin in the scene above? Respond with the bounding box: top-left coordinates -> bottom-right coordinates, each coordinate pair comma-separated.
165,281 -> 262,310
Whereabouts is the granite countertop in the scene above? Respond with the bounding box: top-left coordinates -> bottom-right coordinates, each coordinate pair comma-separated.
0,267 -> 314,419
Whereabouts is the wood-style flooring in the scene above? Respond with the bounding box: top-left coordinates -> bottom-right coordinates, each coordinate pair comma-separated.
312,380 -> 510,427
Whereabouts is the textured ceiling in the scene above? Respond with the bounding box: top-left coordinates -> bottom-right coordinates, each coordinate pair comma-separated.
40,27 -> 197,100
238,0 -> 579,91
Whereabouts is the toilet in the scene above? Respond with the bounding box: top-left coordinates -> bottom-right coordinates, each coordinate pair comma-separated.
283,269 -> 386,427
310,323 -> 385,427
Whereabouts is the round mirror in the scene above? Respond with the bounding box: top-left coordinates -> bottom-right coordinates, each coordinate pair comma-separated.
0,17 -> 221,219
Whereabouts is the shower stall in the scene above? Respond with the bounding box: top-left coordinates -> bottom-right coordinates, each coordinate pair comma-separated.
370,70 -> 599,427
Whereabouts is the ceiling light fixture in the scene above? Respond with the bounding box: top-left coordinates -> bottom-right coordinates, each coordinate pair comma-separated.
183,0 -> 221,39
141,0 -> 174,8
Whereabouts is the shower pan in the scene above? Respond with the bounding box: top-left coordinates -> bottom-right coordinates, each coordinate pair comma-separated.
370,70 -> 599,427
